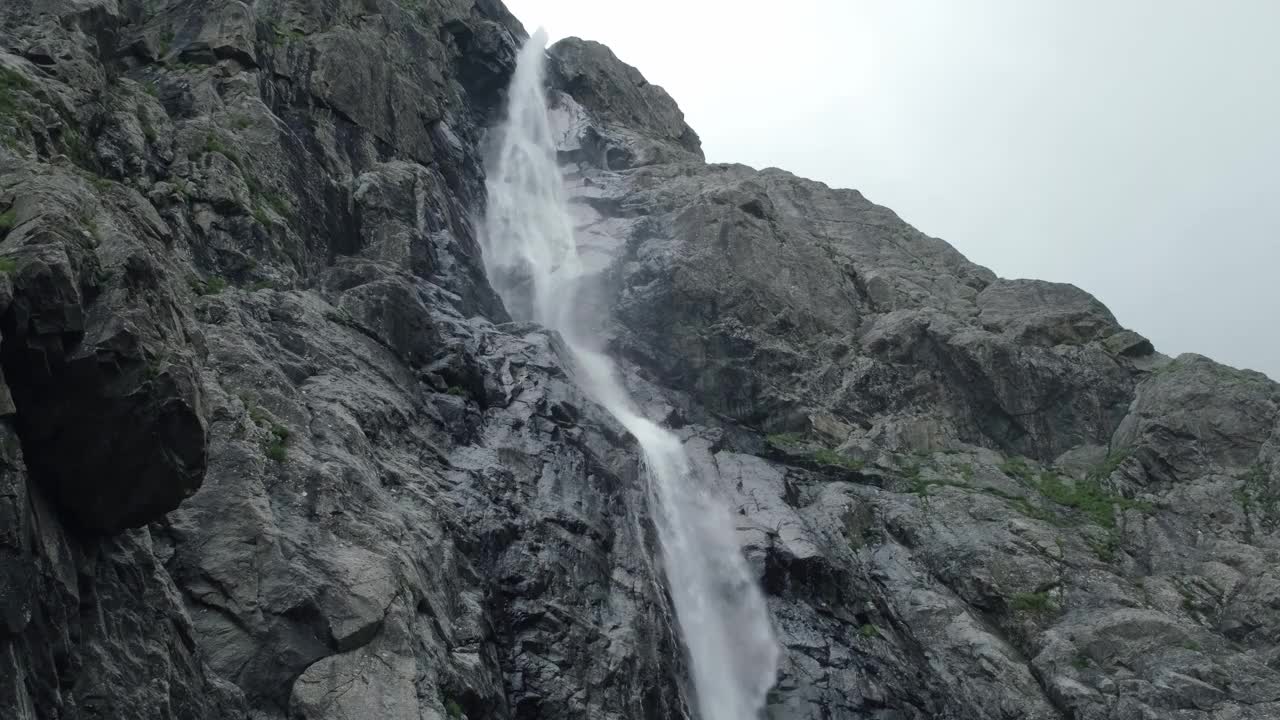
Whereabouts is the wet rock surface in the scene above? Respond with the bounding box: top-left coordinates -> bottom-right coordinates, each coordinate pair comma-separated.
0,2 -> 1275,720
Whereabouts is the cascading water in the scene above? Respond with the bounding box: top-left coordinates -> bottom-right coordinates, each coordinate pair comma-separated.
481,30 -> 780,720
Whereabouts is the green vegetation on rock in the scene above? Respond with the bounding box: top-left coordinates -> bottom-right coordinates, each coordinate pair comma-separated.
766,432 -> 805,448
1234,463 -> 1277,525
1035,470 -> 1150,530
1088,449 -> 1130,482
1009,591 -> 1055,615
812,448 -> 863,471
999,456 -> 1034,482
190,275 -> 227,295
767,432 -> 863,471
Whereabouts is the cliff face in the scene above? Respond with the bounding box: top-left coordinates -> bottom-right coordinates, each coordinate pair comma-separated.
0,4 -> 1277,720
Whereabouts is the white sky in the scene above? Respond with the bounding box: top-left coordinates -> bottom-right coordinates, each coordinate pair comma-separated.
503,0 -> 1280,380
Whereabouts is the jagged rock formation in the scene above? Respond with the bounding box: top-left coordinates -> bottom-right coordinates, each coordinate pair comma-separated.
1,3 -> 1277,720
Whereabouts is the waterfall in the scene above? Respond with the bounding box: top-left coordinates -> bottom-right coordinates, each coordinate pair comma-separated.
480,29 -> 780,720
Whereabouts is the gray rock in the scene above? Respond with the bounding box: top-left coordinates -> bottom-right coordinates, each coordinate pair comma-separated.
976,278 -> 1121,347
548,38 -> 703,164
547,33 -> 1280,720
1,2 -> 1277,720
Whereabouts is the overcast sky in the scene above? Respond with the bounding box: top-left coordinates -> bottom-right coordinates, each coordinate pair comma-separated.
503,0 -> 1279,380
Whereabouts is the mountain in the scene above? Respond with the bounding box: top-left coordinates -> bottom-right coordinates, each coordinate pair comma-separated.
1,2 -> 1277,719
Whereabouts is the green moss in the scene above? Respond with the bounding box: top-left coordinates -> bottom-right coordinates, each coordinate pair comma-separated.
264,423 -> 290,464
0,207 -> 16,234
958,463 -> 975,482
1088,449 -> 1130,482
0,256 -> 17,275
265,441 -> 286,463
1235,463 -> 1276,525
1093,538 -> 1125,567
398,0 -> 433,23
62,128 -> 94,168
249,405 -> 271,427
766,432 -> 806,448
1071,654 -> 1091,670
0,70 -> 31,151
271,23 -> 308,46
812,448 -> 863,471
159,29 -> 176,57
270,423 -> 290,443
81,214 -> 101,241
446,385 -> 467,397
1035,470 -> 1151,530
444,699 -> 464,719
190,275 -> 227,295
859,623 -> 879,639
262,191 -> 290,216
251,203 -> 272,227
1087,534 -> 1119,563
1009,591 -> 1055,615
1005,495 -> 1061,524
0,67 -> 32,118
201,133 -> 243,168
999,456 -> 1035,482
139,105 -> 158,143
324,308 -> 355,325
249,279 -> 277,292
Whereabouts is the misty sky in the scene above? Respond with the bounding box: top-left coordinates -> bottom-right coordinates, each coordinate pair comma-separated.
503,0 -> 1280,380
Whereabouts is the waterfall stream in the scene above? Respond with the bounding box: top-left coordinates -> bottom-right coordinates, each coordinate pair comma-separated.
480,29 -> 780,720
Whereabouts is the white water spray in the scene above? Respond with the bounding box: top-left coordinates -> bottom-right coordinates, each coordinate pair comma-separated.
481,30 -> 780,720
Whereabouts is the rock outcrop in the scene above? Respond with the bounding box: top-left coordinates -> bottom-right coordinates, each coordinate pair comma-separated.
1,3 -> 1276,720
548,37 -> 1280,720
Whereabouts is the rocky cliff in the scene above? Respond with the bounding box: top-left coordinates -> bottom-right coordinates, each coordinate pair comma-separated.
1,3 -> 1277,720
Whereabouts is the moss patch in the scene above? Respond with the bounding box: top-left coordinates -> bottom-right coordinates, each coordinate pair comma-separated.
190,275 -> 227,295
999,456 -> 1035,482
1035,470 -> 1151,530
812,448 -> 864,471
1009,591 -> 1055,615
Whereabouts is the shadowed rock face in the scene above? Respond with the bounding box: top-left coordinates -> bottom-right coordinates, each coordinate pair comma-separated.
0,2 -> 1276,720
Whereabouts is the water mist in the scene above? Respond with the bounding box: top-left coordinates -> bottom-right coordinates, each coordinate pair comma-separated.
480,30 -> 780,720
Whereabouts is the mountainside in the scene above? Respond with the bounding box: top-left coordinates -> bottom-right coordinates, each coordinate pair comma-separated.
1,3 -> 1278,720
